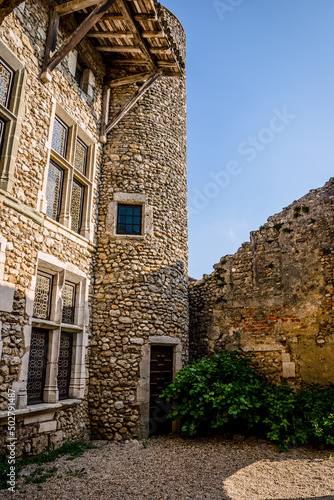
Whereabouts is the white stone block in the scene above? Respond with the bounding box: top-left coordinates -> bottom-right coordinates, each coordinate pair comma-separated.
68,51 -> 77,77
283,362 -> 296,378
39,420 -> 57,433
0,281 -> 15,312
24,412 -> 55,425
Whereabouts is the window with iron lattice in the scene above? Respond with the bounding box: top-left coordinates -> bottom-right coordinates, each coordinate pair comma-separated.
33,271 -> 53,320
27,328 -> 48,404
0,57 -> 14,109
62,282 -> 76,324
46,113 -> 91,236
0,44 -> 25,193
57,332 -> 73,400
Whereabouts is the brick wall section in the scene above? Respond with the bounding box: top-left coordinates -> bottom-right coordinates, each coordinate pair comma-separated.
189,179 -> 334,386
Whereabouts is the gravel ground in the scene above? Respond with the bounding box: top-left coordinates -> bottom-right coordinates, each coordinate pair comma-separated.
1,436 -> 334,500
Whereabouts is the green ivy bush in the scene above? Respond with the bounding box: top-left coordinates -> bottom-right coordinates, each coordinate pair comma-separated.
162,351 -> 334,448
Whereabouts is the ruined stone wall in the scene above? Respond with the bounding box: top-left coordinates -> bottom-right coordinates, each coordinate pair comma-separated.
189,179 -> 334,386
89,20 -> 188,439
0,0 -> 105,456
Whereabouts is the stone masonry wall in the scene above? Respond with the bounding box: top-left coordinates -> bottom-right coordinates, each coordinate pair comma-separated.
0,0 -> 105,456
89,19 -> 188,439
189,179 -> 334,386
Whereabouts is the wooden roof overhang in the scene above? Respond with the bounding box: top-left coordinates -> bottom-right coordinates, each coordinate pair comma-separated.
42,0 -> 185,138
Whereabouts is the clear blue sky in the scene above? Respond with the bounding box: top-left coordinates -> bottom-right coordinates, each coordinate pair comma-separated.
164,0 -> 334,279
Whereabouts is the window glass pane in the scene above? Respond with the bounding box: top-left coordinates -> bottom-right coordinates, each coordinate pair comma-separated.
51,116 -> 68,157
117,204 -> 142,235
62,282 -> 76,324
27,329 -> 48,404
0,117 -> 5,154
71,180 -> 84,233
75,63 -> 83,87
57,332 -> 73,400
33,272 -> 52,320
0,58 -> 13,108
74,138 -> 87,175
46,161 -> 64,221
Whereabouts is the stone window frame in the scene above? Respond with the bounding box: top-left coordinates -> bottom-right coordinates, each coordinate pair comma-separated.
40,101 -> 97,241
0,40 -> 26,194
16,252 -> 89,409
107,192 -> 153,240
68,50 -> 96,98
137,336 -> 182,439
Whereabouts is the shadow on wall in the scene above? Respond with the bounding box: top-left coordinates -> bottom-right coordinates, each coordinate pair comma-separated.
0,0 -> 24,24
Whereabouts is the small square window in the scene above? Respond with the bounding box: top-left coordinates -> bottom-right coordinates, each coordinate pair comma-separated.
117,204 -> 142,235
75,62 -> 83,88
33,271 -> 53,320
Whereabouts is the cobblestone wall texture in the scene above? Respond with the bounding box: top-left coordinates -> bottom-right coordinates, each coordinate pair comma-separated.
0,0 -> 105,456
189,179 -> 334,386
89,19 -> 188,440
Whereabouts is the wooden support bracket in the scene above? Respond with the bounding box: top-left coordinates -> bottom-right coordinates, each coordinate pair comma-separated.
100,84 -> 111,142
106,72 -> 155,88
41,0 -> 117,82
104,72 -> 161,135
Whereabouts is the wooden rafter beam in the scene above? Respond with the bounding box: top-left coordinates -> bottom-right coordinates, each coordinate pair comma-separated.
79,13 -> 157,22
55,0 -> 100,16
141,31 -> 163,38
95,46 -> 141,53
149,47 -> 171,54
133,14 -> 158,22
42,0 -> 117,82
108,59 -> 149,66
87,30 -> 134,38
106,71 -> 154,88
87,30 -> 163,39
105,72 -> 161,135
116,0 -> 156,72
155,61 -> 177,68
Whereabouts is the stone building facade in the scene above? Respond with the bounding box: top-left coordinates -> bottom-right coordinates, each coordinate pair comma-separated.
0,0 -> 187,457
189,179 -> 334,387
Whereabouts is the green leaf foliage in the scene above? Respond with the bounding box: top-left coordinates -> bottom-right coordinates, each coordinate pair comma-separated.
162,351 -> 334,448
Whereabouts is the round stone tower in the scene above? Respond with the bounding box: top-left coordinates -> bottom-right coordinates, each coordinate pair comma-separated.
89,7 -> 188,440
